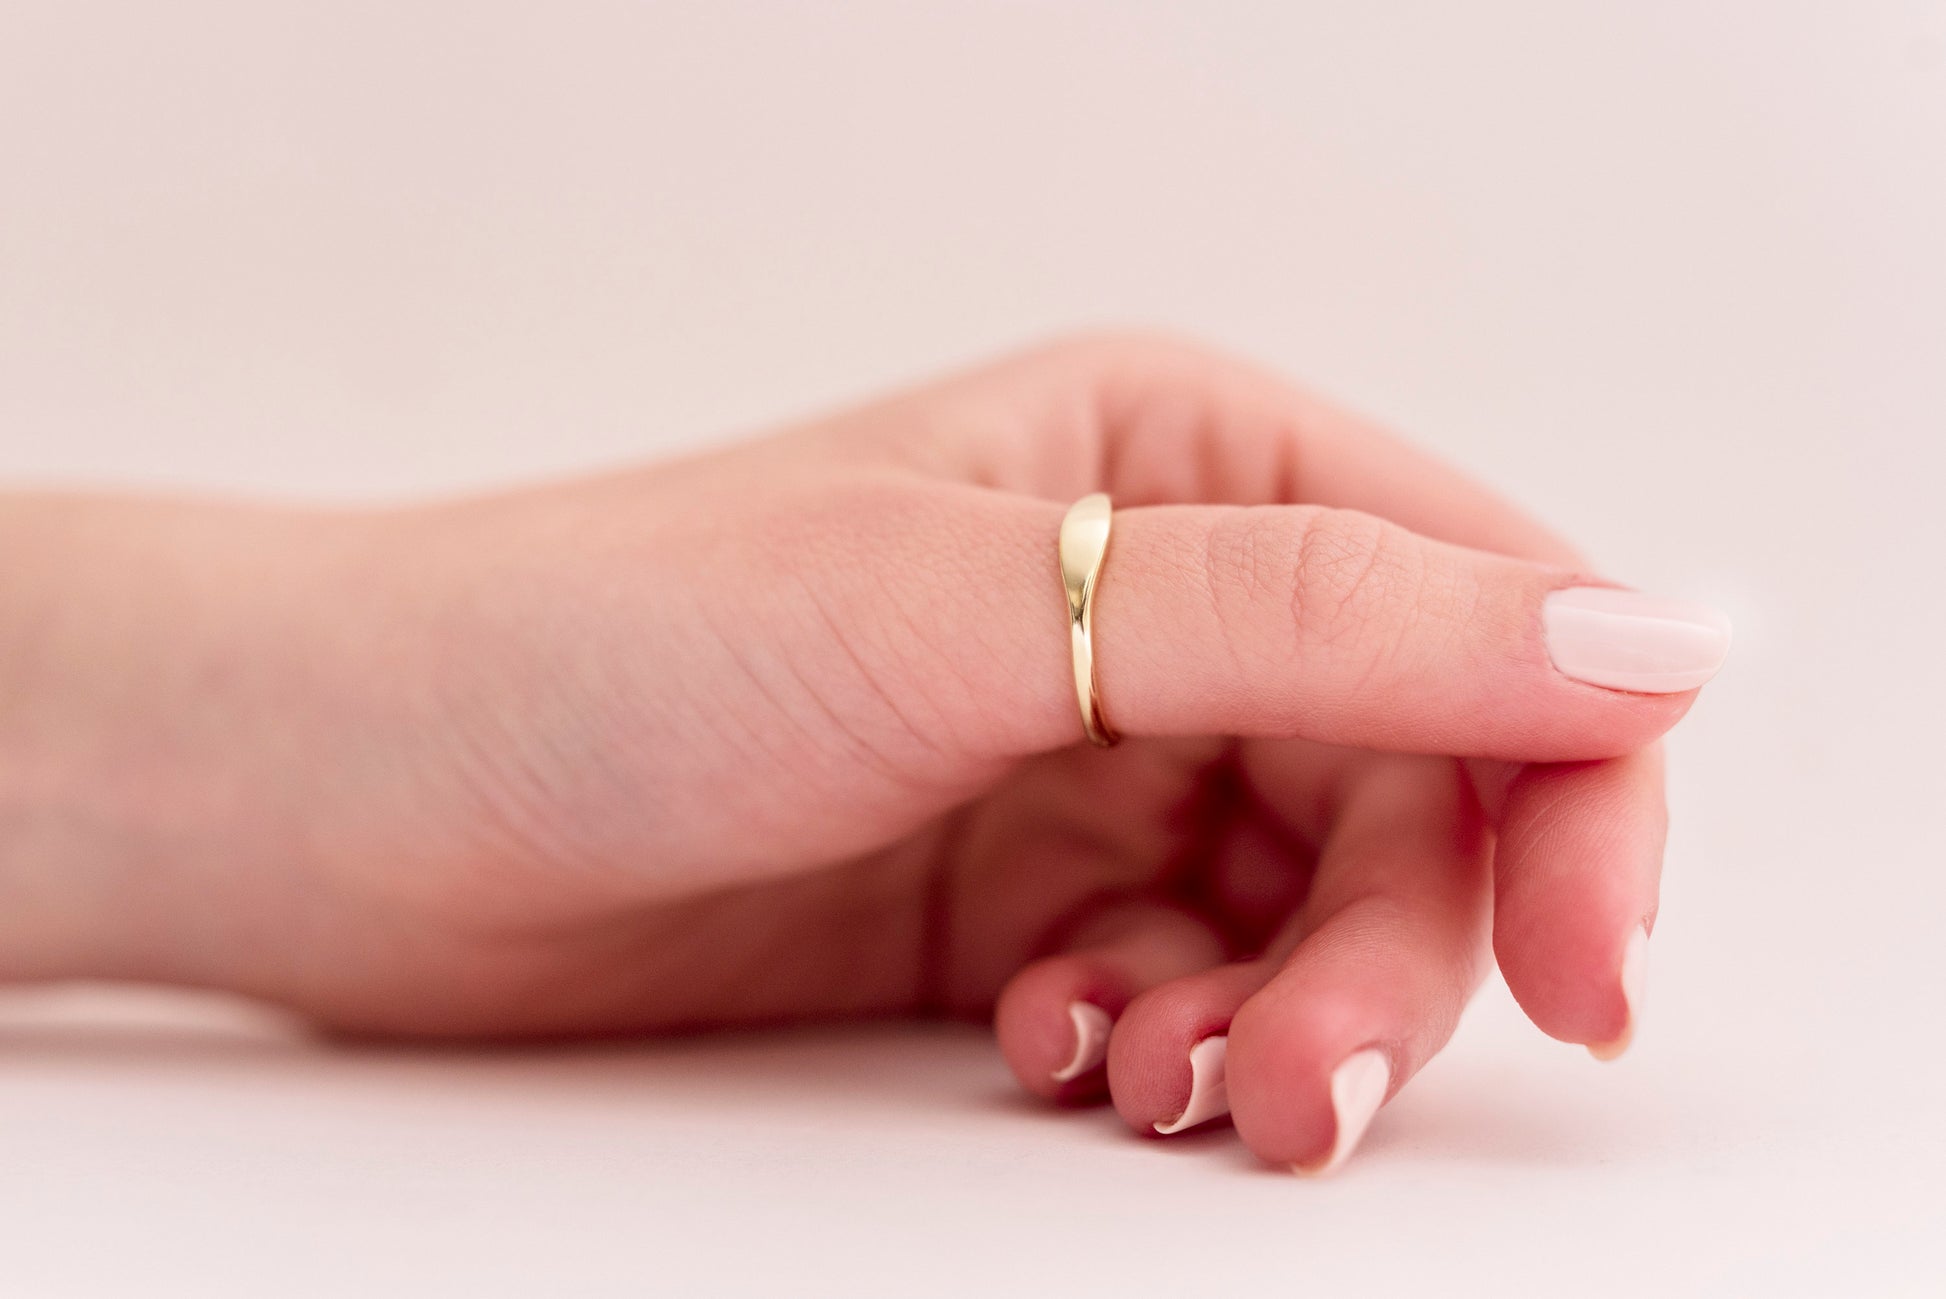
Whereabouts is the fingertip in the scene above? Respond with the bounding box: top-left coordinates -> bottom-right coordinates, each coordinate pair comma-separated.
1495,855 -> 1647,1048
1289,1047 -> 1393,1176
1485,644 -> 1702,763
1585,923 -> 1650,1061
1541,587 -> 1733,696
1493,753 -> 1665,1050
1107,964 -> 1263,1135
1149,1034 -> 1230,1135
994,957 -> 1121,1101
995,902 -> 1231,1103
1225,982 -> 1382,1165
1498,914 -> 1643,1051
1051,1000 -> 1113,1083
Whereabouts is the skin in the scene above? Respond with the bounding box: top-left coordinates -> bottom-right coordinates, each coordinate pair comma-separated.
0,335 -> 1691,1170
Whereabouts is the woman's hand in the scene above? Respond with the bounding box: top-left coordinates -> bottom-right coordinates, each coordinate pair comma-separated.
0,335 -> 1728,1171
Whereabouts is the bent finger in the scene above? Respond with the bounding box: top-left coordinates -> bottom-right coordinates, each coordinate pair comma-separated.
1225,755 -> 1494,1172
1492,746 -> 1666,1058
1091,810 -> 1317,1134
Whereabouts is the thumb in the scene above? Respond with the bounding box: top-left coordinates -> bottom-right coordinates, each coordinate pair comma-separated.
819,480 -> 1731,762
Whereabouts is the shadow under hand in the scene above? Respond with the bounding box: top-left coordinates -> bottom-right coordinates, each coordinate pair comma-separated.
0,983 -> 1021,1128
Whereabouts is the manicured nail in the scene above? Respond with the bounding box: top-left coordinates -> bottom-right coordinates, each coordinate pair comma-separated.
1153,1035 -> 1229,1134
1543,587 -> 1732,693
1051,1001 -> 1113,1083
1292,1048 -> 1391,1177
1588,924 -> 1650,1061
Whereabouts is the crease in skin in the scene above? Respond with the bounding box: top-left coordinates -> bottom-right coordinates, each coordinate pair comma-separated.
1051,1001 -> 1112,1082
1153,1034 -> 1230,1134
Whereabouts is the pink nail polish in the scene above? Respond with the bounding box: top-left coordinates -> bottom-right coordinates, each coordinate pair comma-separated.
1543,587 -> 1732,693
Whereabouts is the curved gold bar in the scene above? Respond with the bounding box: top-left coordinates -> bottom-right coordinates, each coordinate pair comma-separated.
1058,492 -> 1119,747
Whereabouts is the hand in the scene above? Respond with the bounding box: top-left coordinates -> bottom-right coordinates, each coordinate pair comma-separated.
0,335 -> 1729,1171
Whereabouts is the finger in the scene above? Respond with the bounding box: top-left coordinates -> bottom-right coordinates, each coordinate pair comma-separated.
1225,755 -> 1493,1173
995,899 -> 1226,1102
1106,959 -> 1268,1136
1091,811 -> 1316,1133
1103,753 -> 1488,1148
1492,746 -> 1665,1058
1084,335 -> 1588,564
832,484 -> 1731,762
844,334 -> 1585,565
1092,504 -> 1730,755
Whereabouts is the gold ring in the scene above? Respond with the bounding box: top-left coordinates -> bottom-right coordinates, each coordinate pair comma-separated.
1058,492 -> 1119,747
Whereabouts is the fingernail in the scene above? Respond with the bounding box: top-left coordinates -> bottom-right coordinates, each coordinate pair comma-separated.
1292,1048 -> 1391,1177
1588,924 -> 1650,1061
1153,1035 -> 1230,1134
1543,587 -> 1732,693
1051,1001 -> 1113,1083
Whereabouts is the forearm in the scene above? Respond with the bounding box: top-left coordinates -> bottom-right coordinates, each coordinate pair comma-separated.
0,494 -> 336,984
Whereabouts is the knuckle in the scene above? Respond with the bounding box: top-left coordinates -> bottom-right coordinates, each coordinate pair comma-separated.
1285,507 -> 1426,648
1198,505 -> 1431,672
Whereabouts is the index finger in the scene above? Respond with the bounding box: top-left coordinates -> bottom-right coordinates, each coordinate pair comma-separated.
834,333 -> 1587,567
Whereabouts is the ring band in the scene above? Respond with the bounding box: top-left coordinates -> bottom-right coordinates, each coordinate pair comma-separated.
1058,492 -> 1119,747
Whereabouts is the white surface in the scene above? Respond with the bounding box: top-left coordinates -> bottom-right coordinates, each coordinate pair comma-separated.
3,2 -> 1944,1294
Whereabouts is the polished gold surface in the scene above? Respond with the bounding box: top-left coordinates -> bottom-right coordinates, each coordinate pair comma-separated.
1058,492 -> 1119,747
